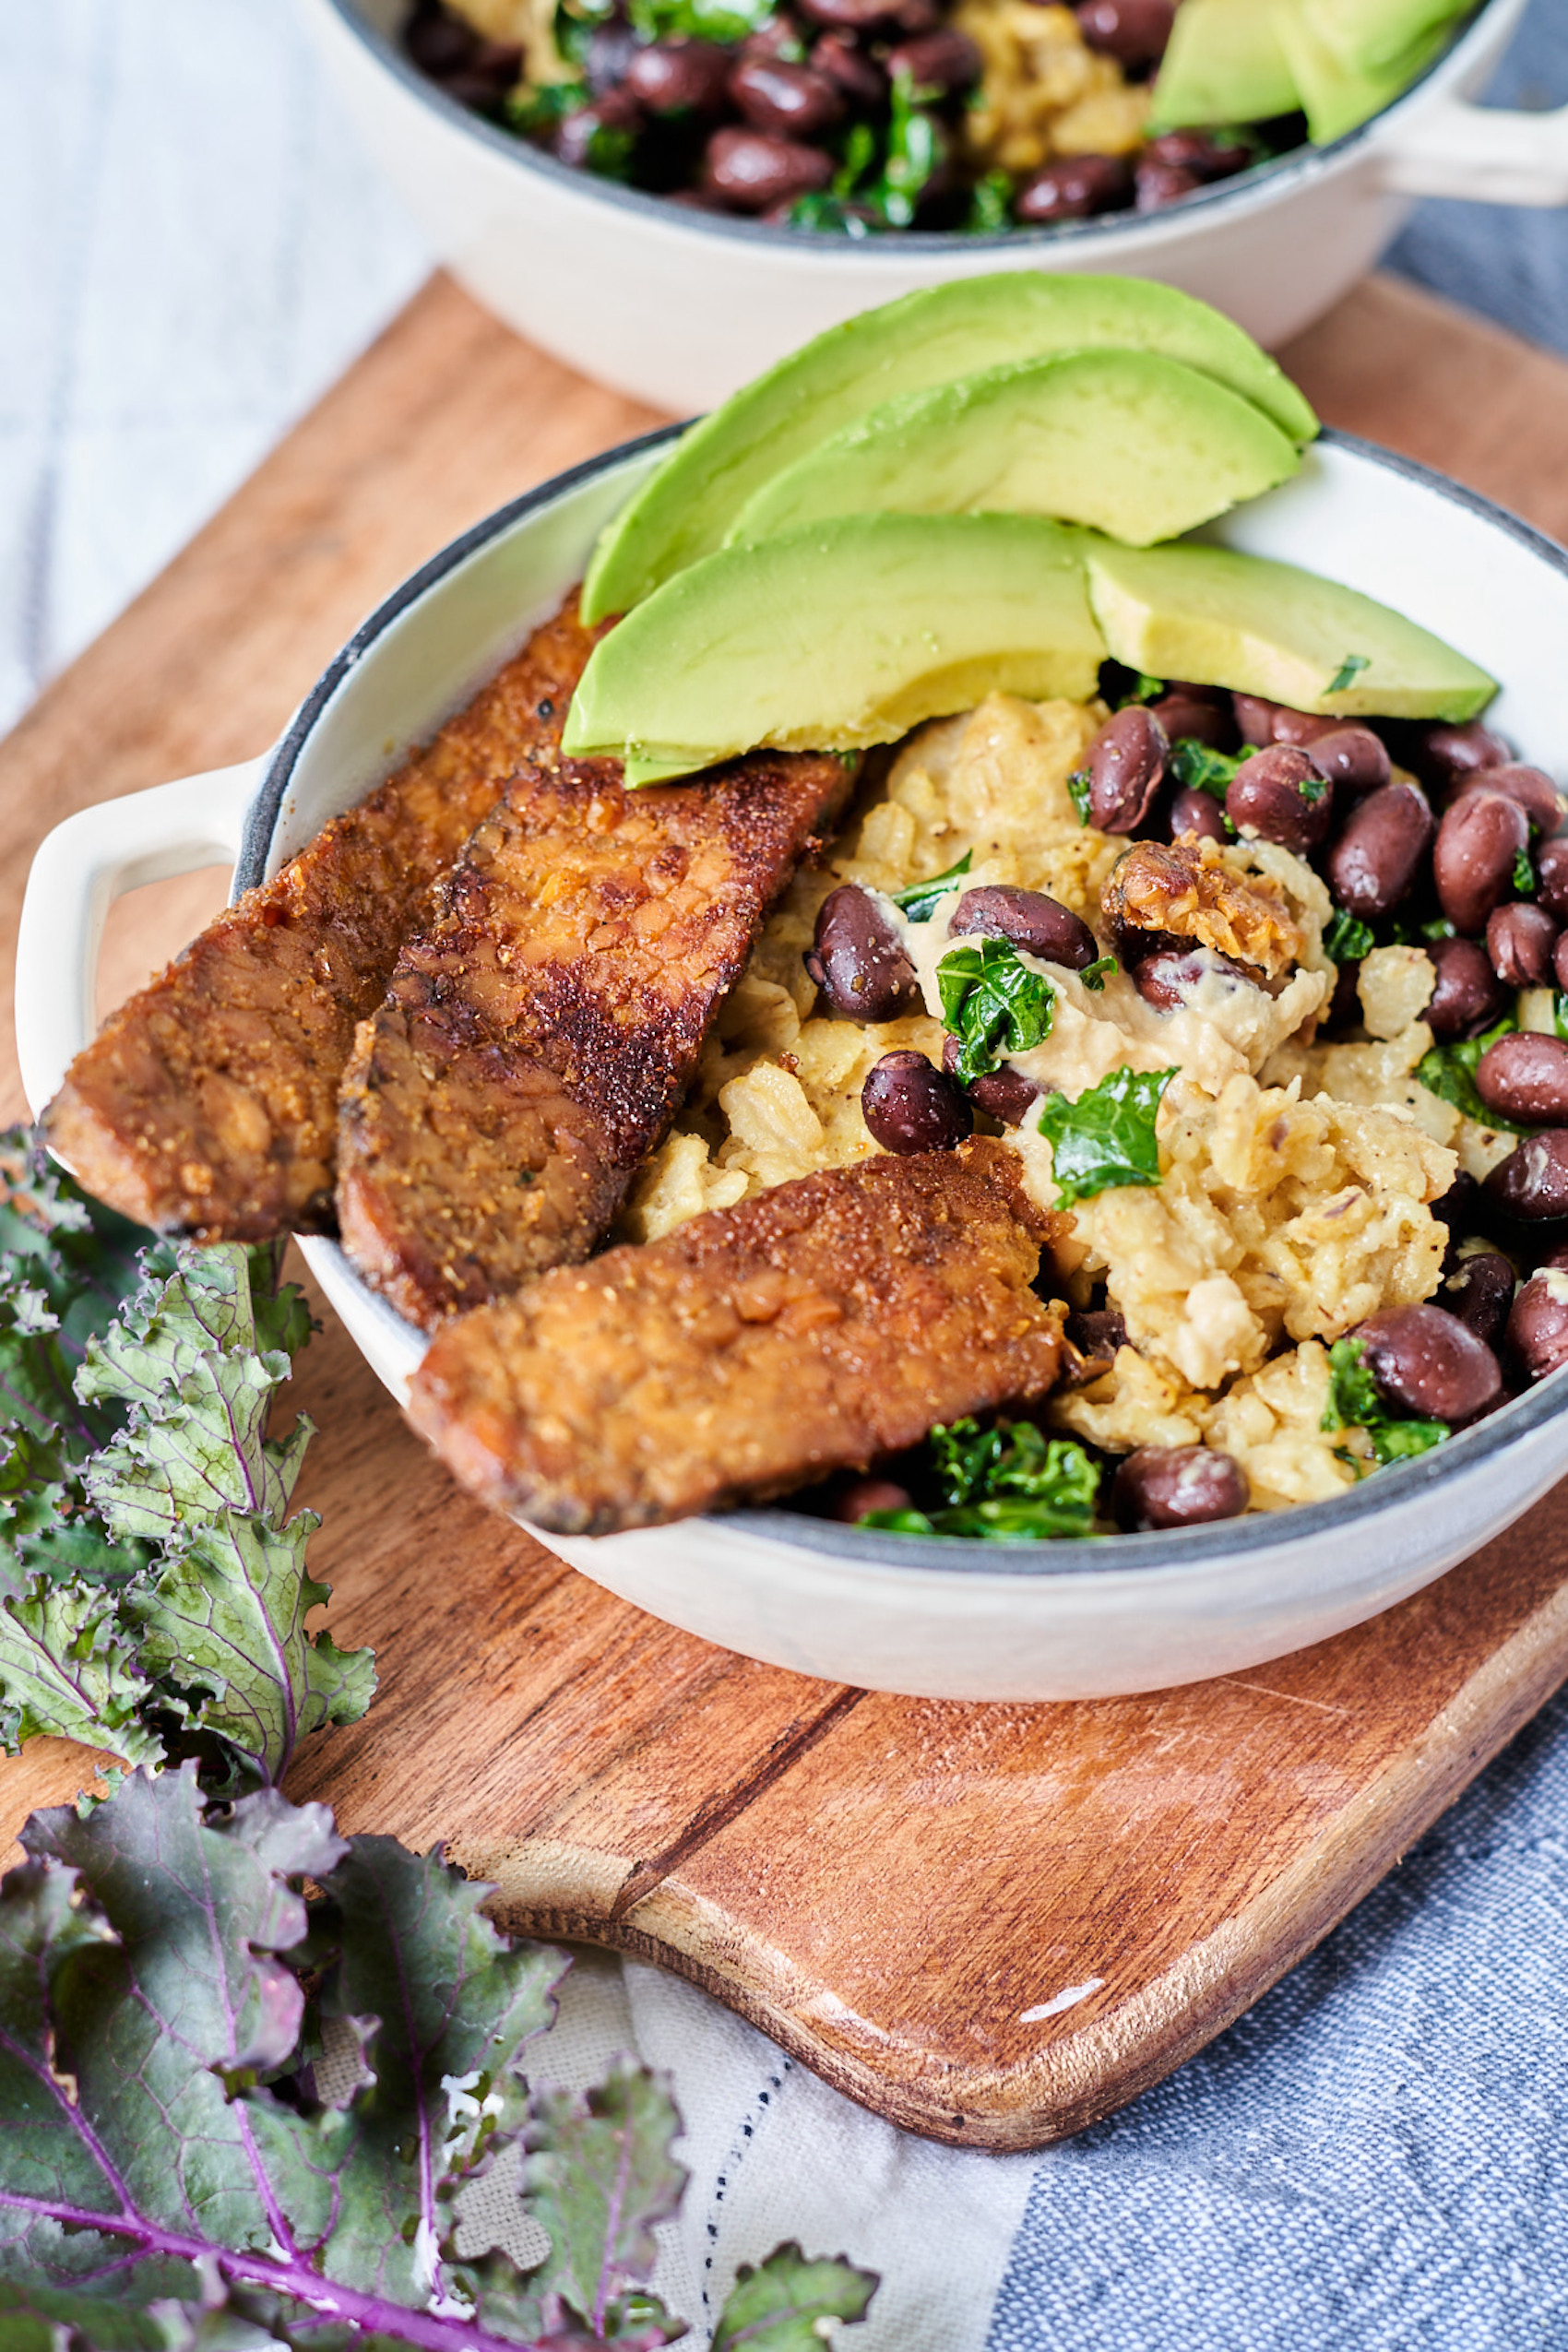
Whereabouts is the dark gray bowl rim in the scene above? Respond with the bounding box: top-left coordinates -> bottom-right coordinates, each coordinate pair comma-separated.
252,420 -> 1568,1581
323,0 -> 1495,254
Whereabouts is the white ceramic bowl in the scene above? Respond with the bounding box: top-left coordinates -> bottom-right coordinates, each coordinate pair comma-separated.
296,0 -> 1568,410
18,428 -> 1568,1701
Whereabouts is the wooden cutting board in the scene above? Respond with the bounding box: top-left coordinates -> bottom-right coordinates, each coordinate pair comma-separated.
4,271 -> 1568,2151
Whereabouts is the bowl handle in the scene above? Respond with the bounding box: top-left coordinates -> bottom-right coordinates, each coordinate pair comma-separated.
1379,94 -> 1568,204
15,759 -> 266,1120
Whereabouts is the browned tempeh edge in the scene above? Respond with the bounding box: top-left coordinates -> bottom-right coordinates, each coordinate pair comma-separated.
42,594 -> 603,1241
410,1140 -> 1069,1532
335,744 -> 853,1329
462,1559 -> 1568,2149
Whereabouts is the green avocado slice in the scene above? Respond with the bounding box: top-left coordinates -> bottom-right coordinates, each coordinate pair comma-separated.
726,350 -> 1301,552
580,274 -> 1319,622
1081,537 -> 1497,721
1274,0 -> 1454,144
565,514 -> 1107,786
1148,0 -> 1301,131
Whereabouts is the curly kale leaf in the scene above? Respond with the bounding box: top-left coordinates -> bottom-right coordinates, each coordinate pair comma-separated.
1167,739 -> 1245,802
0,1768 -> 750,2351
712,2242 -> 878,2348
1321,1336 -> 1449,1470
0,1134 -> 371,1787
1322,908 -> 1375,966
1415,1016 -> 1527,1134
863,1418 -> 1099,1542
938,940 -> 1056,1086
1035,1066 -> 1176,1206
892,852 -> 972,923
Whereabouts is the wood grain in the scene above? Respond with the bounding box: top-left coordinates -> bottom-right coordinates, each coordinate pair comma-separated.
4,270 -> 1568,2148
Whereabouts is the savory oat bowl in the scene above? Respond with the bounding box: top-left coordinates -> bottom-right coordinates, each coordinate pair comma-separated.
18,306 -> 1568,1695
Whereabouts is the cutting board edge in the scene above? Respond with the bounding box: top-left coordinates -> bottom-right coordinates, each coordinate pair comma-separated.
473,1567 -> 1568,2150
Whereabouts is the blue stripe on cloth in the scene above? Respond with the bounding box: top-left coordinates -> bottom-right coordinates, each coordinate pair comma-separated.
1387,0 -> 1568,354
984,1682 -> 1568,2349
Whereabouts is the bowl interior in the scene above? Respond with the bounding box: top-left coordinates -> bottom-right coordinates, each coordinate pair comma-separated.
255,429 -> 1568,1571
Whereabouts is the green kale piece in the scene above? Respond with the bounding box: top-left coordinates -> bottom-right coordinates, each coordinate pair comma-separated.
0,1768 -> 873,2352
862,1419 -> 1099,1541
1167,739 -> 1244,802
629,0 -> 776,41
893,851 -> 972,922
962,171 -> 1013,233
1122,671 -> 1165,706
1415,1016 -> 1527,1134
1035,1066 -> 1176,1206
1515,847 -> 1536,893
712,2243 -> 878,2348
505,79 -> 588,135
1326,653 -> 1370,694
937,939 -> 1055,1085
1080,956 -> 1116,992
863,70 -> 943,226
1322,908 -> 1375,965
1321,1336 -> 1448,1469
1066,767 -> 1093,826
0,1575 -> 163,1767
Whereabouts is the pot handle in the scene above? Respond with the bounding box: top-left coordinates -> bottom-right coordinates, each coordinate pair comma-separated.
1380,94 -> 1568,205
15,759 -> 266,1120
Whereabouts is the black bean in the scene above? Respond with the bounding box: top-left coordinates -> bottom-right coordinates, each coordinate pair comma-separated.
1087,705 -> 1168,832
884,27 -> 981,88
1431,1170 -> 1481,1266
862,1050 -> 974,1153
948,884 -> 1098,968
942,1035 -> 1040,1125
1134,946 -> 1257,1012
1475,1031 -> 1568,1127
1167,785 -> 1229,845
804,885 -> 921,1022
1134,158 -> 1206,210
1487,901 -> 1560,988
1424,936 -> 1509,1040
1150,692 -> 1236,752
1226,742 -> 1333,853
1307,725 -> 1390,795
1355,1303 -> 1503,1425
1015,153 -> 1133,221
1554,931 -> 1568,992
1453,762 -> 1566,837
1233,693 -> 1280,746
1142,125 -> 1253,179
810,29 -> 885,101
1111,1444 -> 1249,1531
1065,1306 -> 1127,1364
1325,779 -> 1434,919
798,0 -> 899,30
1326,958 -> 1361,1030
1074,0 -> 1176,67
555,86 -> 644,166
1443,1251 -> 1515,1351
407,9 -> 481,75
585,18 -> 641,91
626,36 -> 732,113
1539,837 -> 1568,922
1404,719 -> 1512,791
1506,1270 -> 1568,1384
833,1474 -> 915,1522
729,54 -> 844,135
1432,789 -> 1530,936
703,125 -> 834,207
1484,1131 -> 1568,1222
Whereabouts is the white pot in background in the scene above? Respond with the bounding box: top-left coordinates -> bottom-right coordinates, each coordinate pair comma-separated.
296,0 -> 1567,410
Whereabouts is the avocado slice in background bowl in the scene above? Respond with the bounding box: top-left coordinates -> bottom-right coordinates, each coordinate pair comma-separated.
726,350 -> 1302,553
580,275 -> 1319,624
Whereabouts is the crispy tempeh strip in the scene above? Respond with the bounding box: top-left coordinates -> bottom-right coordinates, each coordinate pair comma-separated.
408,1140 -> 1068,1534
42,595 -> 600,1239
336,746 -> 852,1328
